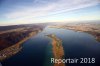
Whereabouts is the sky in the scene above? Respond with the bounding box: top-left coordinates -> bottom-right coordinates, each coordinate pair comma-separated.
0,0 -> 100,26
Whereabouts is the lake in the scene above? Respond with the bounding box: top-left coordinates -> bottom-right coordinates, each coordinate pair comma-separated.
1,27 -> 100,66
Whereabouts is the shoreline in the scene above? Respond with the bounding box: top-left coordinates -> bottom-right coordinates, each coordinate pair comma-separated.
49,26 -> 100,42
0,31 -> 40,61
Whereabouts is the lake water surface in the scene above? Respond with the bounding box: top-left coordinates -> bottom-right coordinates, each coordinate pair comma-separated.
2,27 -> 100,66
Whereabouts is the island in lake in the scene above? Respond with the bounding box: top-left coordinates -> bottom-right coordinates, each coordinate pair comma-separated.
46,34 -> 65,66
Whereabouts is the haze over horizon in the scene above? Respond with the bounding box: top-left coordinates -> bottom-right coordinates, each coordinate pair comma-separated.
0,0 -> 100,26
